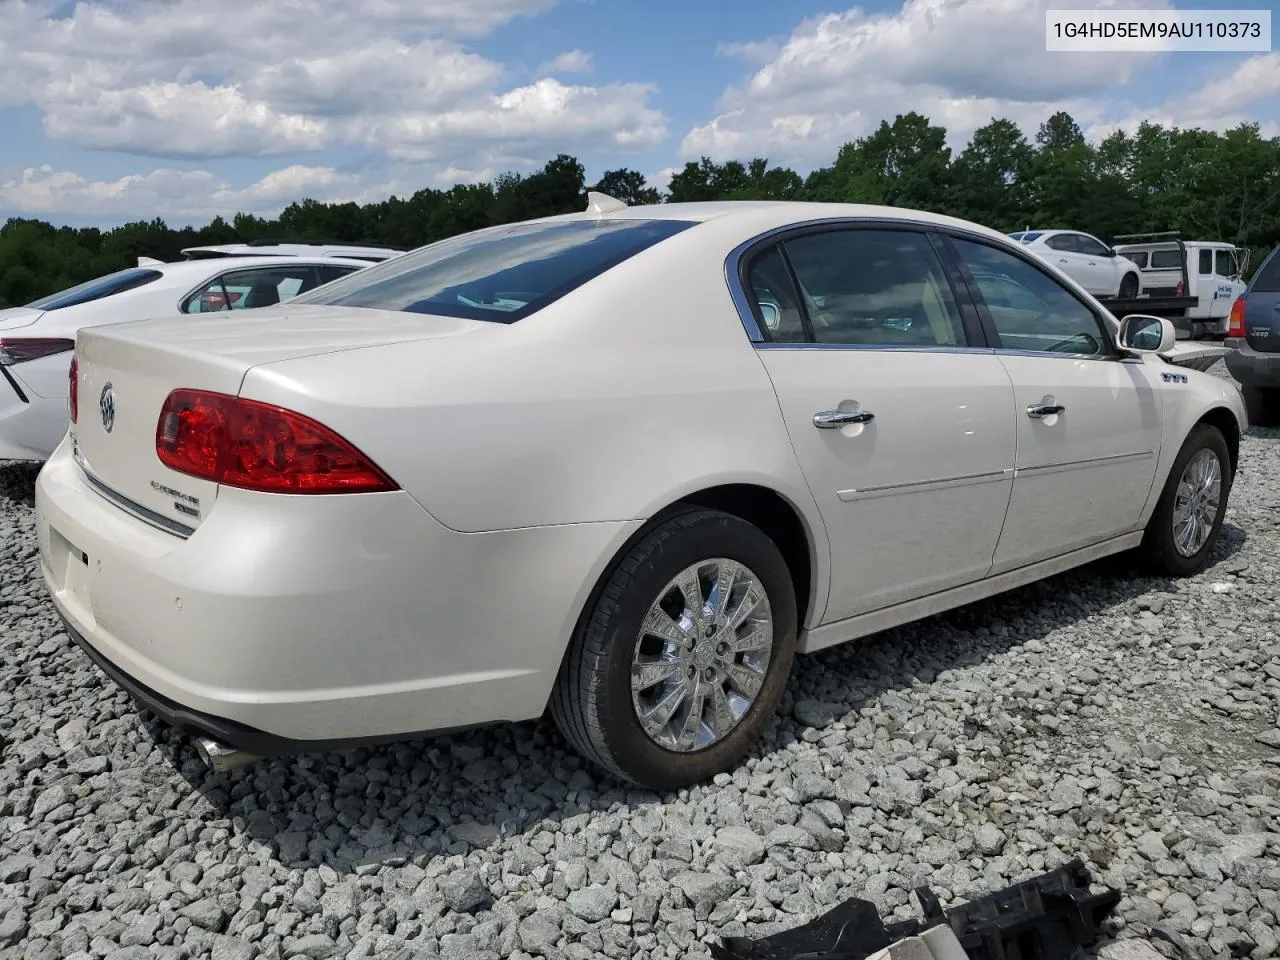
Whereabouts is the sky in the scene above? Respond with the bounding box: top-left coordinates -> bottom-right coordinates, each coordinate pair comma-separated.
0,0 -> 1277,228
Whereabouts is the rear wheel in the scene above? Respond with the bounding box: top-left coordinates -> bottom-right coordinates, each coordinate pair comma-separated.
1141,423 -> 1233,576
1241,384 -> 1280,427
550,508 -> 797,789
1118,272 -> 1139,299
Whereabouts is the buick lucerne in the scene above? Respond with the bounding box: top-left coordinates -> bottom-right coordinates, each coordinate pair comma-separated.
36,198 -> 1246,788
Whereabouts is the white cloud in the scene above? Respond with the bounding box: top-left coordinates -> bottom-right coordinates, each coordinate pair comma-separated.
536,50 -> 593,76
0,0 -> 665,168
0,164 -> 376,221
1084,54 -> 1280,141
683,0 -> 1174,166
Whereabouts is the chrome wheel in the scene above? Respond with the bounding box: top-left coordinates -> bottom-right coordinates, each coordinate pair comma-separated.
1172,448 -> 1222,558
630,558 -> 774,752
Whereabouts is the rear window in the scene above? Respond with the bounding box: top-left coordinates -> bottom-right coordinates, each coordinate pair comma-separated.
1150,250 -> 1183,269
1121,251 -> 1148,268
1252,248 -> 1280,293
293,219 -> 695,322
26,268 -> 164,311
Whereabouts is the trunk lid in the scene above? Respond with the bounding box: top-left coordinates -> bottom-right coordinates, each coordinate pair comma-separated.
0,307 -> 45,332
72,305 -> 491,532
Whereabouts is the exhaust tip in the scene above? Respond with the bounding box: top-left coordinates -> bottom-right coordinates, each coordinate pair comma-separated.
194,736 -> 260,774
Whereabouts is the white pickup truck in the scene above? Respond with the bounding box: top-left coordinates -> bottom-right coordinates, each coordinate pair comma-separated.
1110,233 -> 1249,340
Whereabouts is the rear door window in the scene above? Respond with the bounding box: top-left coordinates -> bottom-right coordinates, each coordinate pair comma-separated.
293,219 -> 695,322
1150,250 -> 1183,269
767,229 -> 968,347
182,265 -> 326,313
1044,234 -> 1080,253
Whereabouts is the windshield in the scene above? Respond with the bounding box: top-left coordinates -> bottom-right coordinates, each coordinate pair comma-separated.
25,267 -> 164,311
1007,232 -> 1042,243
292,218 -> 695,322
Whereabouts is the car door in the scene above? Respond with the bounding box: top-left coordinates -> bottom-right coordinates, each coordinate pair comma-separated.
744,227 -> 1017,622
1075,233 -> 1117,295
1041,233 -> 1091,290
944,235 -> 1163,573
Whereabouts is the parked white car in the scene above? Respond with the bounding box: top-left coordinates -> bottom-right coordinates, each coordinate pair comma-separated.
180,241 -> 403,263
0,255 -> 374,460
37,199 -> 1245,788
1008,229 -> 1143,299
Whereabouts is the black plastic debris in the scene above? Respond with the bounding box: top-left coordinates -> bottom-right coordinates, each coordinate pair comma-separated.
709,859 -> 1120,960
710,896 -> 922,960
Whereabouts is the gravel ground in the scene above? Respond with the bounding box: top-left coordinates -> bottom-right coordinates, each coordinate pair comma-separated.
1,361 -> 1278,960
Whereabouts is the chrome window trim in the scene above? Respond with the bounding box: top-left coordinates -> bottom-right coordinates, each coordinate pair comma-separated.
724,215 -> 1135,362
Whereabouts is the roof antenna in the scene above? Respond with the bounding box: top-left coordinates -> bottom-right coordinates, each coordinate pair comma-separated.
586,191 -> 627,218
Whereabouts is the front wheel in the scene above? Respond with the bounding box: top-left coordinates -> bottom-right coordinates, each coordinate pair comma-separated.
549,508 -> 797,789
1118,272 -> 1139,299
1141,423 -> 1233,576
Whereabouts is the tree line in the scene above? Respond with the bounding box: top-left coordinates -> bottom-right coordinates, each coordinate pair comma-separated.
2,110 -> 1278,307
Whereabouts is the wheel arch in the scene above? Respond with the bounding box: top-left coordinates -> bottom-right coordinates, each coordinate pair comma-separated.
558,482 -> 828,683
1139,394 -> 1245,529
1197,405 -> 1240,475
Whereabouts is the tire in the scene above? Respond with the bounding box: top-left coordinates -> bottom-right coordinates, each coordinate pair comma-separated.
1118,272 -> 1139,299
1141,423 -> 1233,576
550,508 -> 798,789
1241,384 -> 1280,428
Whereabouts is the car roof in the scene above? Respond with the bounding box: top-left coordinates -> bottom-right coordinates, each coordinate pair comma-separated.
528,200 -> 1017,247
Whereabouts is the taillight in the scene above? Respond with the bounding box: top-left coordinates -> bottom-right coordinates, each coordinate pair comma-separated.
0,337 -> 74,366
68,356 -> 78,424
1228,296 -> 1247,337
155,389 -> 397,494
1175,281 -> 1185,297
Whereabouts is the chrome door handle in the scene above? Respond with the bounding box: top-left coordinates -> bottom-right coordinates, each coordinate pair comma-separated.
813,410 -> 874,429
1026,402 -> 1065,419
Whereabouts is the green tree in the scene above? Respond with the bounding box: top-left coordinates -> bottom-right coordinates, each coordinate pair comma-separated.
593,169 -> 661,206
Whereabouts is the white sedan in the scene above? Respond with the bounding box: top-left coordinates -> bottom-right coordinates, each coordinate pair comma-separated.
1008,229 -> 1143,299
0,255 -> 377,461
36,199 -> 1245,788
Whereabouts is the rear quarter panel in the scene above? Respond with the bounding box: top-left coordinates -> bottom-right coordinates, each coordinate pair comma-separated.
238,217 -> 829,555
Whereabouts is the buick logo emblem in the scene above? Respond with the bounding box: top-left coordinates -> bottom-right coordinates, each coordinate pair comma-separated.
99,382 -> 115,433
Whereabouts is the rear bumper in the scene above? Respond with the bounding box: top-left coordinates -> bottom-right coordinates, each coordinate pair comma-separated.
1224,338 -> 1280,387
0,368 -> 66,460
36,439 -> 640,750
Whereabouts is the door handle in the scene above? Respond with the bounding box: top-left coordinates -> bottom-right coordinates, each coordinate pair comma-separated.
813,410 -> 875,429
1026,402 -> 1065,419
1058,258 -> 1069,264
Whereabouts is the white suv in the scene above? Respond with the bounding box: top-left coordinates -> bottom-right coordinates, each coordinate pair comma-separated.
1008,230 -> 1143,300
0,255 -> 374,461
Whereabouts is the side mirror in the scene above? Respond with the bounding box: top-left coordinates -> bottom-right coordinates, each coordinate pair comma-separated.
758,301 -> 781,330
1104,247 -> 1116,257
1118,314 -> 1176,355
